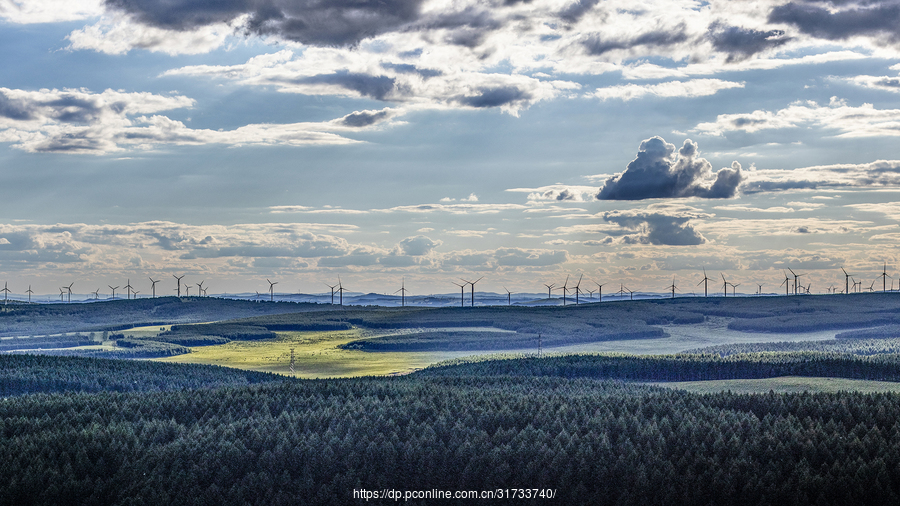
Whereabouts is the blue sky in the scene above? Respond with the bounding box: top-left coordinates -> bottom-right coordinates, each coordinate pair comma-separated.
2,0 -> 900,298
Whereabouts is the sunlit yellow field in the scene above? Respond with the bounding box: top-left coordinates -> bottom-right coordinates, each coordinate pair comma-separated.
155,329 -> 480,378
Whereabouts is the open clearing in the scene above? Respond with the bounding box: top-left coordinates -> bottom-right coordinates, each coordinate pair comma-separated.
647,376 -> 900,394
157,329 -> 489,378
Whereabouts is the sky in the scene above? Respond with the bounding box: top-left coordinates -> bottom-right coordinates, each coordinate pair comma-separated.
2,0 -> 900,299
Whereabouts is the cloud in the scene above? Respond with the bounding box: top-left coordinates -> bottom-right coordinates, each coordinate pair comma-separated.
583,25 -> 690,57
769,1 -> 900,45
104,0 -> 427,47
591,79 -> 744,101
397,235 -> 441,256
741,160 -> 900,193
691,98 -> 900,138
0,87 -> 397,154
707,23 -> 791,62
597,137 -> 743,200
507,184 -> 598,202
602,206 -> 709,246
337,108 -> 397,128
0,0 -> 102,23
848,74 -> 900,93
66,13 -> 237,55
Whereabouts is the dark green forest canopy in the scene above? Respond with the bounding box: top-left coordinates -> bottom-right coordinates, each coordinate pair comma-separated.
2,372 -> 900,505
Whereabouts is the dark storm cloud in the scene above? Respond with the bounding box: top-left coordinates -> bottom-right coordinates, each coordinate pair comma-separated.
0,92 -> 35,120
455,86 -> 532,108
298,72 -> 396,100
584,26 -> 689,56
769,1 -> 900,43
43,96 -> 105,124
105,0 -> 427,46
597,137 -> 743,200
558,0 -> 602,24
876,77 -> 900,87
603,211 -> 707,246
339,109 -> 391,128
708,23 -> 791,61
556,189 -> 576,201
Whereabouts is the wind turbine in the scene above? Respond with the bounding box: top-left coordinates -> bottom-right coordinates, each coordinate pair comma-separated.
780,271 -> 791,296
124,279 -> 133,300
197,280 -> 205,298
26,285 -> 34,303
184,285 -> 191,296
149,277 -> 159,298
325,282 -> 337,304
757,283 -> 764,296
572,274 -> 584,304
841,267 -> 852,295
595,281 -> 606,302
730,283 -> 740,297
503,287 -> 512,306
337,276 -> 347,306
108,285 -> 119,299
173,274 -> 185,297
267,279 -> 277,301
788,268 -> 805,296
459,276 -> 483,307
58,287 -> 65,302
542,282 -> 556,301
65,282 -> 74,303
132,290 -> 140,299
394,278 -> 408,307
558,275 -> 569,306
666,277 -> 678,299
452,281 -> 466,307
697,269 -> 711,297
91,288 -> 99,300
879,263 -> 892,292
1,282 -> 9,305
867,280 -> 876,292
721,274 -> 729,298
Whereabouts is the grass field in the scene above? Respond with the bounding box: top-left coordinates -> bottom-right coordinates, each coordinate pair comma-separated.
156,329 -> 484,378
647,376 -> 900,394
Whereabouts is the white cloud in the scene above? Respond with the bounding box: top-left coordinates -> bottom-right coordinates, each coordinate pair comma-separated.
0,0 -> 102,23
591,79 -> 744,101
0,87 -> 398,154
66,15 -> 238,55
693,98 -> 900,138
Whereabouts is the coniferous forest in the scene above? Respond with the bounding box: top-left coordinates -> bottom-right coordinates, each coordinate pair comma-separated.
3,352 -> 900,505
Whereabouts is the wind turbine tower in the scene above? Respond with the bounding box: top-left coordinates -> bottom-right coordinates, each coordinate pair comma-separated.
197,281 -> 205,298
26,285 -> 34,303
149,278 -> 159,298
595,281 -> 606,302
460,277 -> 483,307
452,281 -> 465,308
667,277 -> 678,299
880,263 -> 892,292
337,277 -> 347,306
267,279 -> 277,302
1,282 -> 9,305
108,285 -> 119,299
543,282 -> 556,301
66,282 -> 74,303
91,288 -> 99,300
325,283 -> 337,304
173,274 -> 185,297
124,279 -> 133,300
573,274 -> 583,304
395,278 -> 408,307
697,269 -> 711,297
503,287 -> 512,306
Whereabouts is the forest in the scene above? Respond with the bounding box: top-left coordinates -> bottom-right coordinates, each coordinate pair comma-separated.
2,352 -> 900,504
4,295 -> 900,504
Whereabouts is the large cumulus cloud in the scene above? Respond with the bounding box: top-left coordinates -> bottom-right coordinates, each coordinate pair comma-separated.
597,136 -> 743,200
